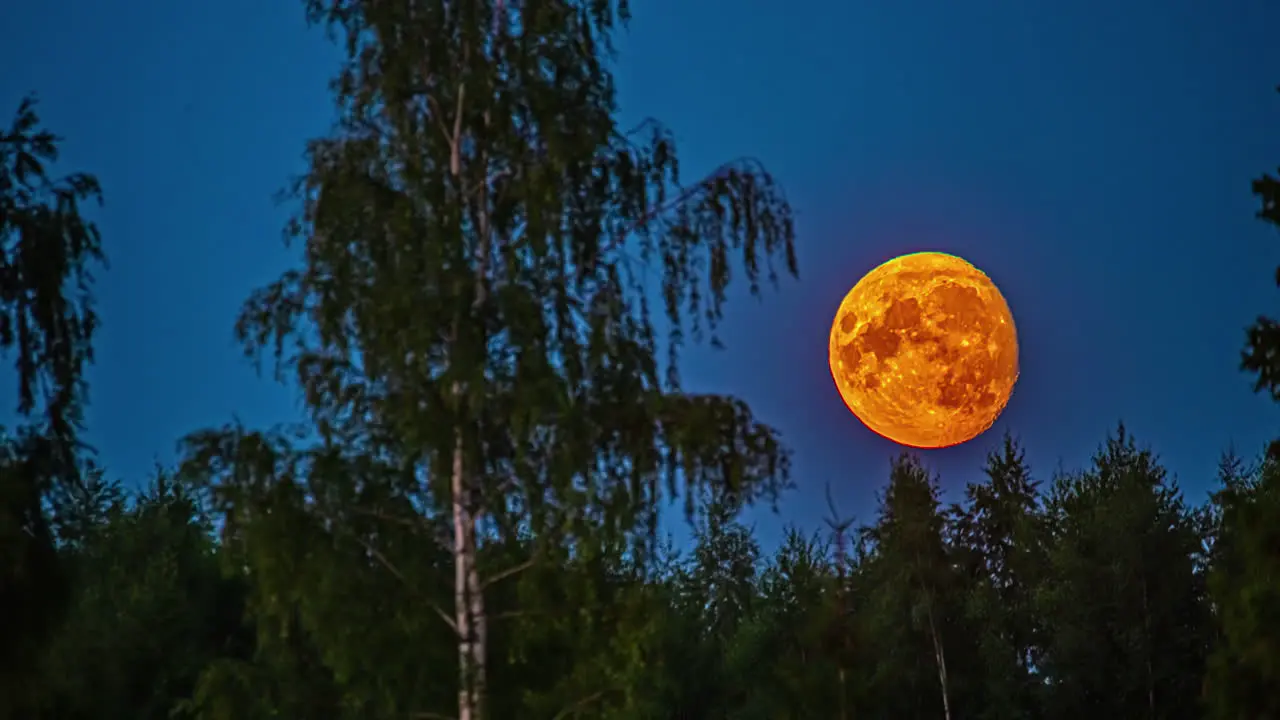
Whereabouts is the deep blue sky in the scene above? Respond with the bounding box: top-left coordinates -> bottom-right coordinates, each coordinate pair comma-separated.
5,0 -> 1280,546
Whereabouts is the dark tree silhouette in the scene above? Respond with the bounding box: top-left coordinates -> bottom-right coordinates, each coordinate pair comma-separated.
0,95 -> 106,719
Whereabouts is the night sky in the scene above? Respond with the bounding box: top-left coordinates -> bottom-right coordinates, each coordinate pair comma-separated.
5,0 -> 1280,548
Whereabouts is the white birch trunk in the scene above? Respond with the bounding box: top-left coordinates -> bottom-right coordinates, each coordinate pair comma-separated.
451,432 -> 484,720
448,86 -> 492,720
925,596 -> 953,720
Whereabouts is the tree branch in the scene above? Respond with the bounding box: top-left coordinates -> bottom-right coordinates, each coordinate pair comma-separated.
426,95 -> 454,148
551,691 -> 607,720
345,529 -> 459,636
449,81 -> 466,178
602,156 -> 764,254
480,558 -> 534,590
350,506 -> 433,533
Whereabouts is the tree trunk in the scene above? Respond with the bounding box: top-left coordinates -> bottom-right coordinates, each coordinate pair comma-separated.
828,502 -> 852,720
1141,576 -> 1155,720
925,593 -> 952,720
452,429 -> 486,720
838,666 -> 849,720
447,77 -> 492,720
913,546 -> 952,720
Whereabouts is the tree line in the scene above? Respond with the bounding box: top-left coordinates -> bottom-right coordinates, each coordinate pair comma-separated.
3,1 -> 1279,718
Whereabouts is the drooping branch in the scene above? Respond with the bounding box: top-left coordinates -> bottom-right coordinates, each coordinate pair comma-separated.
344,527 -> 460,635
0,95 -> 106,450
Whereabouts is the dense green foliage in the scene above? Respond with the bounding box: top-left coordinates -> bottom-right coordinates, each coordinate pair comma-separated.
4,3 -> 1280,719
0,92 -> 106,717
9,424 -> 1280,720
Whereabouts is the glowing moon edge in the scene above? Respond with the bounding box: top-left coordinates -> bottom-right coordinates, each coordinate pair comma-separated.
827,251 -> 1019,449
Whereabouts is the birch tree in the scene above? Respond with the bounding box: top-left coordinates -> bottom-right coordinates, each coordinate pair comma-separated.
180,1 -> 797,719
0,94 -> 107,718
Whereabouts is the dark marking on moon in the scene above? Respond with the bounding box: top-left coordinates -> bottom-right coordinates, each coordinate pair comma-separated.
839,342 -> 862,372
931,283 -> 987,333
847,297 -> 924,363
843,280 -> 1006,415
828,253 -> 1018,448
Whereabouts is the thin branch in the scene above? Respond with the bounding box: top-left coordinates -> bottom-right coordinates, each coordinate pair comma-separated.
345,529 -> 459,636
426,95 -> 453,147
551,691 -> 607,720
823,482 -> 853,535
350,506 -> 433,533
449,81 -> 466,178
349,530 -> 410,584
601,156 -> 764,255
823,482 -> 838,526
465,167 -> 512,201
621,116 -> 662,138
492,0 -> 506,36
480,558 -> 534,590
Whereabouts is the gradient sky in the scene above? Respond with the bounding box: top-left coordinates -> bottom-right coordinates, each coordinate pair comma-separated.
5,0 -> 1280,547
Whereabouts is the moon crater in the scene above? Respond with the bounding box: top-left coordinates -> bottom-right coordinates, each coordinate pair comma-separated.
828,252 -> 1018,448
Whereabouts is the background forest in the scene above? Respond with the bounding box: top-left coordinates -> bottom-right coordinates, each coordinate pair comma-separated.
3,2 -> 1280,719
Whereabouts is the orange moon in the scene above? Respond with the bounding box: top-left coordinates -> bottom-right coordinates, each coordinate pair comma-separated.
828,252 -> 1019,448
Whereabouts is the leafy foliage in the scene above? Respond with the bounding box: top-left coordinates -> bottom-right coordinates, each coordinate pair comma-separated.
186,2 -> 798,717
0,95 -> 104,445
8,6 -> 1280,720
0,94 -> 106,720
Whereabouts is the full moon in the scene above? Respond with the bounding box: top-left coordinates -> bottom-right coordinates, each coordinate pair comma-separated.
828,251 -> 1019,448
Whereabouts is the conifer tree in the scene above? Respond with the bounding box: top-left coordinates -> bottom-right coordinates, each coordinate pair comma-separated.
859,454 -> 959,720
951,433 -> 1044,718
1204,455 -> 1280,719
1037,427 -> 1208,720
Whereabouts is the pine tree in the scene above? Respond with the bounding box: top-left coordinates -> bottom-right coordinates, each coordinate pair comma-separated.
36,472 -> 240,720
1204,454 -> 1280,719
950,433 -> 1044,719
742,527 -> 848,720
859,454 -> 959,720
1037,426 -> 1209,720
